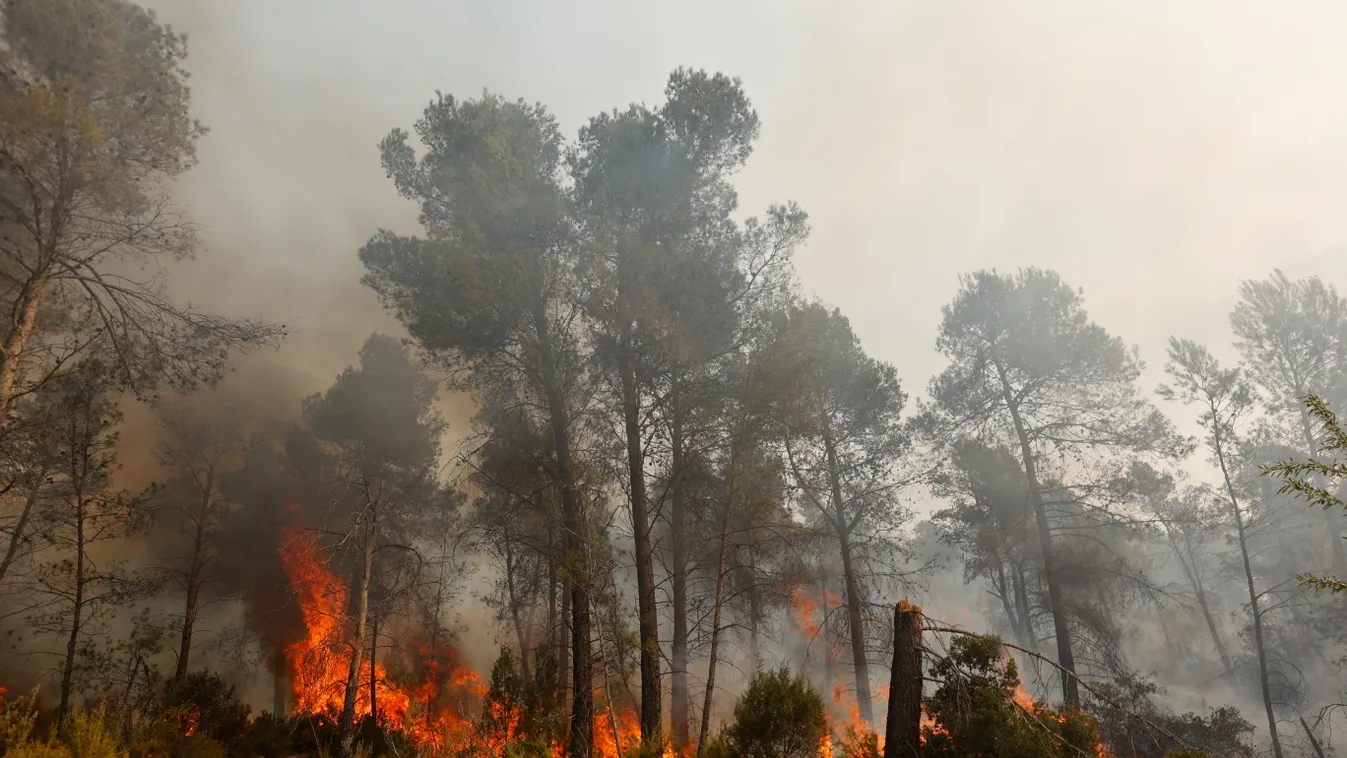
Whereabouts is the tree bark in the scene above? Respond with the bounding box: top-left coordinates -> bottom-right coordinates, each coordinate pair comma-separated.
532,305 -> 592,758
619,351 -> 661,747
369,611 -> 379,724
823,429 -> 874,725
338,522 -> 376,758
695,478 -> 736,758
58,499 -> 86,734
669,377 -> 690,749
883,601 -> 923,758
1214,424 -> 1283,758
996,362 -> 1079,705
0,273 -> 51,425
1165,528 -> 1234,678
0,473 -> 44,585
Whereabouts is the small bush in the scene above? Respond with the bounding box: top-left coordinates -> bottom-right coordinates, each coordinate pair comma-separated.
63,706 -> 125,758
723,668 -> 829,758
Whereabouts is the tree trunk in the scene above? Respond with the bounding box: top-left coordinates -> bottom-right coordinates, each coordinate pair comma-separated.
748,549 -> 762,670
696,480 -> 736,758
1299,407 -> 1347,577
669,378 -> 691,749
0,473 -> 44,585
619,352 -> 662,747
505,535 -> 532,672
1166,528 -> 1234,677
532,305 -> 592,758
175,504 -> 209,680
996,362 -> 1079,705
823,429 -> 874,725
338,524 -> 376,758
1215,425 -> 1283,758
272,648 -> 289,717
0,273 -> 50,425
369,611 -> 379,724
884,601 -> 923,758
1013,561 -> 1036,652
58,502 -> 86,734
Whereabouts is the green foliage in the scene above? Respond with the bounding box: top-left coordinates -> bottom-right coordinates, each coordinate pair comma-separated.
62,706 -> 125,758
924,635 -> 1102,758
477,647 -> 565,756
1262,394 -> 1347,593
721,668 -> 828,758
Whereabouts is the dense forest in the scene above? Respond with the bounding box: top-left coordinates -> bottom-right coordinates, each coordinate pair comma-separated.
2,2 -> 1347,758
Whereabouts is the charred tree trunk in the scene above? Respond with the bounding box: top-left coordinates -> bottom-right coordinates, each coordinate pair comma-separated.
884,601 -> 923,758
996,362 -> 1079,705
338,521 -> 376,758
669,379 -> 690,749
619,349 -> 661,747
823,429 -> 874,725
532,304 -> 592,758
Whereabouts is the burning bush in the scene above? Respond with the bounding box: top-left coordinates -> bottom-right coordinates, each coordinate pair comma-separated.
923,635 -> 1103,758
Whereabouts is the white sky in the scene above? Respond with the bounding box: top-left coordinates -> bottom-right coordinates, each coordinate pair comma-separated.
143,0 -> 1347,455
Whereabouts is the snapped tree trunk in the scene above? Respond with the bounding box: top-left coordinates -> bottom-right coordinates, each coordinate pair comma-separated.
338,523 -> 376,758
823,429 -> 874,725
619,351 -> 661,747
884,601 -> 923,758
996,362 -> 1079,704
669,379 -> 690,749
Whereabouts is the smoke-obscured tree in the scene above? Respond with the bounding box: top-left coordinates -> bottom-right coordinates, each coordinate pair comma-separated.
1230,270 -> 1347,576
926,268 -> 1185,705
18,361 -> 158,731
0,0 -> 283,429
289,333 -> 446,758
1131,467 -> 1235,679
930,440 -> 1037,651
774,301 -> 910,725
568,68 -> 764,747
360,92 -> 598,758
150,401 -> 261,681
1157,337 -> 1283,758
0,397 -> 62,586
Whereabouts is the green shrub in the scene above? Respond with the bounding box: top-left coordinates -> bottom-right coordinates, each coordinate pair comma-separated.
62,706 -> 125,758
723,668 -> 829,758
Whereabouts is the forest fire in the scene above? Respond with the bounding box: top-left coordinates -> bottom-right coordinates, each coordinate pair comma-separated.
279,527 -> 488,749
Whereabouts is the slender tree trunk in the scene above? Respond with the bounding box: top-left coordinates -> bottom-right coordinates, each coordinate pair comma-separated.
696,479 -> 736,758
619,351 -> 661,747
1300,407 -> 1347,577
0,473 -> 44,585
177,469 -> 216,681
506,536 -> 532,671
1214,425 -> 1283,758
1165,529 -> 1235,677
823,430 -> 874,725
669,378 -> 690,749
272,648 -> 288,717
883,602 -> 923,758
58,502 -> 86,733
369,611 -> 379,724
0,273 -> 51,425
1013,561 -> 1036,652
996,363 -> 1079,705
338,523 -> 376,758
748,549 -> 762,671
532,305 -> 592,758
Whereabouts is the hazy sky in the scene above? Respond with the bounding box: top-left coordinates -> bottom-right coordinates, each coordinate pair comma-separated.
144,0 -> 1347,438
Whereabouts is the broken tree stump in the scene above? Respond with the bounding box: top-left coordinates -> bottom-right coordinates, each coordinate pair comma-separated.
884,600 -> 923,758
